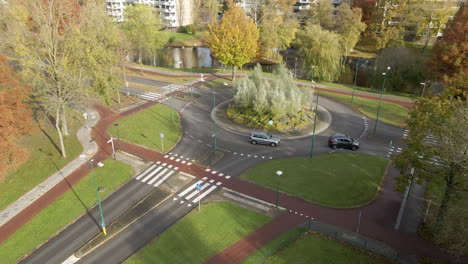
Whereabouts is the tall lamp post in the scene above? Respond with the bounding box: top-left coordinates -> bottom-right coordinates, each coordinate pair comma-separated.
80,155 -> 106,235
309,91 -> 320,158
275,170 -> 283,208
373,66 -> 391,135
351,58 -> 360,104
420,82 -> 427,97
213,87 -> 217,152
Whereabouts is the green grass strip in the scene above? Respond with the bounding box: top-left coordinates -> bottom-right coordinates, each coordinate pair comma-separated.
241,154 -> 388,207
108,104 -> 181,152
321,91 -> 409,127
0,112 -> 83,211
264,232 -> 394,264
125,201 -> 271,264
242,227 -> 306,264
0,159 -> 133,264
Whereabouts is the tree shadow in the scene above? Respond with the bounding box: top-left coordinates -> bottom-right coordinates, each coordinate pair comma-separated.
37,126 -> 62,156
62,175 -> 100,229
38,148 -> 60,172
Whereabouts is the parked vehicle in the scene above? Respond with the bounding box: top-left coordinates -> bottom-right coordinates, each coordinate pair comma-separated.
249,131 -> 280,147
328,135 -> 360,151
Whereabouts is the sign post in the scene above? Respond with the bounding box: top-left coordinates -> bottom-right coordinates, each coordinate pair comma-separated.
196,183 -> 202,212
107,138 -> 115,159
160,133 -> 165,153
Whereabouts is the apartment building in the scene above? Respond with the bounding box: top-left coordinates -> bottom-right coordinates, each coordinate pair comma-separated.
105,0 -> 194,27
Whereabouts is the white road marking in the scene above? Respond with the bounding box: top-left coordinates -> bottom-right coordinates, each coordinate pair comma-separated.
136,165 -> 157,180
178,180 -> 203,197
192,185 -> 217,203
147,168 -> 169,185
153,170 -> 176,187
186,182 -> 210,200
141,166 -> 164,182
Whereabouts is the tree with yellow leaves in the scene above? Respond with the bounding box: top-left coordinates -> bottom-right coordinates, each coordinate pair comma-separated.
205,4 -> 259,80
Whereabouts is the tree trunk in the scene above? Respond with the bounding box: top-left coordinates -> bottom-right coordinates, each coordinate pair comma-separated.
421,38 -> 430,54
55,108 -> 67,158
232,66 -> 236,81
61,106 -> 69,136
436,168 -> 455,228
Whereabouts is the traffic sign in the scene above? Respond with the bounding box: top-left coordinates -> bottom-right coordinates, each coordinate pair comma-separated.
160,133 -> 164,138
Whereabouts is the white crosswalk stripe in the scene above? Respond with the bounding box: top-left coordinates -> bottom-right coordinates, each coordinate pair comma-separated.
134,164 -> 178,187
176,180 -> 222,206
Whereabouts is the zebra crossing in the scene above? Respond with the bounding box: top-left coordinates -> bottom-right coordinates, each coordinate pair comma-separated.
134,161 -> 179,188
121,83 -> 191,102
121,87 -> 166,102
173,177 -> 222,207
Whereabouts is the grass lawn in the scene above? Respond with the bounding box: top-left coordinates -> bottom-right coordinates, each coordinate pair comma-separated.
0,110 -> 83,211
242,228 -> 305,264
320,82 -> 417,100
0,159 -> 133,264
321,91 -> 409,127
241,154 -> 388,207
167,32 -> 198,42
125,201 -> 271,264
127,68 -> 195,84
263,231 -> 394,264
107,104 -> 181,153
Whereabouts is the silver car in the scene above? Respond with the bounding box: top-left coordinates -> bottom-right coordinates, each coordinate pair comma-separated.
249,131 -> 280,147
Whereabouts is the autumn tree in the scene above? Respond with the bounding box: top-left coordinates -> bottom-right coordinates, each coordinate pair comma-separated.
368,0 -> 408,50
353,0 -> 378,24
306,0 -> 335,29
257,0 -> 298,61
402,0 -> 458,53
296,24 -> 342,82
206,4 -> 259,80
121,4 -> 166,65
335,3 -> 367,54
0,54 -> 35,176
1,0 -> 126,157
429,3 -> 467,90
394,88 -> 468,255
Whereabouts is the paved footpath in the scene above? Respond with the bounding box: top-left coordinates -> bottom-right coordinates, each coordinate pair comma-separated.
1,69 -> 463,263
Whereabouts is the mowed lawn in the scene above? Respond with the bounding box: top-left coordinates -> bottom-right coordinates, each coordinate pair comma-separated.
108,104 -> 181,152
125,202 -> 271,264
0,110 -> 83,211
241,154 -> 388,207
263,231 -> 394,264
321,91 -> 409,127
0,159 -> 133,264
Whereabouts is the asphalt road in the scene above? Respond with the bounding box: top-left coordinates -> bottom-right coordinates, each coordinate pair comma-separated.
169,86 -> 404,176
20,81 -> 406,263
77,194 -> 193,264
19,179 -> 166,264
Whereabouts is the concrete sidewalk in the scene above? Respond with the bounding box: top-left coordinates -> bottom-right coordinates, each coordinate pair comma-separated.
0,108 -> 100,229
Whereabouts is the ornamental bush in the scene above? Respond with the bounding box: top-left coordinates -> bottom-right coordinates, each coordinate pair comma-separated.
230,63 -> 314,130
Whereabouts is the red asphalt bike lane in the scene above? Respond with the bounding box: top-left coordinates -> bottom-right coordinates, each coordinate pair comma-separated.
0,77 -> 461,264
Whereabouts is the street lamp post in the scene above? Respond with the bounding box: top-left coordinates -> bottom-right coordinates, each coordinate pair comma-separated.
114,123 -> 120,151
420,82 -> 427,97
373,66 -> 390,136
80,155 -> 106,235
309,91 -> 320,159
213,87 -> 217,152
275,170 -> 283,208
170,85 -> 174,121
351,58 -> 360,104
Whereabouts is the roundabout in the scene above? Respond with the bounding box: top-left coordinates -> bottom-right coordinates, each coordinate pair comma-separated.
167,78 -> 405,177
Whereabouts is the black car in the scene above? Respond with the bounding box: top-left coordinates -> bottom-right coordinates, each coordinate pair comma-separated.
328,135 -> 360,151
